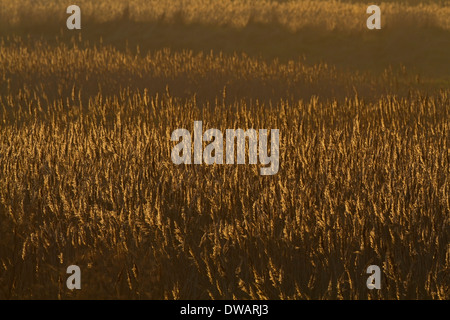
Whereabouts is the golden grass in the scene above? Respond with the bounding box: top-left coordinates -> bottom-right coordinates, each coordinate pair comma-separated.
1,0 -> 449,31
0,34 -> 448,299
2,0 -> 449,83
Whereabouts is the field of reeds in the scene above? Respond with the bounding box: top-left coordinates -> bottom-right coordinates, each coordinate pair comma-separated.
0,0 -> 449,299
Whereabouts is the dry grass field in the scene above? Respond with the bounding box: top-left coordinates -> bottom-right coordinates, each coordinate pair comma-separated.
0,0 -> 449,299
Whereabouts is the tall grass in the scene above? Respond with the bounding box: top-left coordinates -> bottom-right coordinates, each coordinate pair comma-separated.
1,0 -> 449,31
2,0 -> 449,81
0,35 -> 448,299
